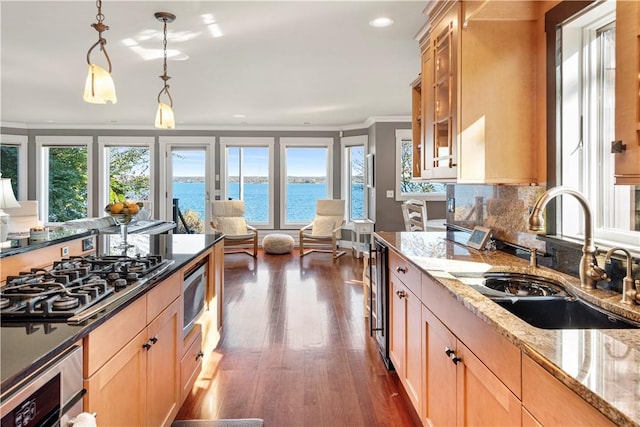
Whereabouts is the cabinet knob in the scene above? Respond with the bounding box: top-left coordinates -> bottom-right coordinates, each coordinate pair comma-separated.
396,290 -> 407,299
444,347 -> 461,364
396,266 -> 408,274
150,335 -> 159,344
196,351 -> 204,361
143,340 -> 153,351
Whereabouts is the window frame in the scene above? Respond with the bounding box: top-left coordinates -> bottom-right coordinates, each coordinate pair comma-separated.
279,137 -> 334,229
35,136 -> 93,222
394,129 -> 446,202
341,134 -> 368,223
0,134 -> 28,200
98,136 -> 155,212
219,137 -> 275,229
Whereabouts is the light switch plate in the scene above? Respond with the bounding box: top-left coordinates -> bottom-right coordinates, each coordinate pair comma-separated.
386,190 -> 394,198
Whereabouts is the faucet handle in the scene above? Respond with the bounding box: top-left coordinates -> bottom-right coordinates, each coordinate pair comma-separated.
588,262 -> 608,281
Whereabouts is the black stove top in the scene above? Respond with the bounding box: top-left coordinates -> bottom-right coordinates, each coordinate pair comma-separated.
0,254 -> 174,323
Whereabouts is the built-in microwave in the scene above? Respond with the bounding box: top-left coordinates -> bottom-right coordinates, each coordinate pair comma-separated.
183,261 -> 207,338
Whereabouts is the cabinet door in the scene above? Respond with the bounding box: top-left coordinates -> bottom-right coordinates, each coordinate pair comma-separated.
455,342 -> 521,426
389,275 -> 406,377
84,330 -> 147,426
423,305 -> 457,427
614,0 -> 640,184
146,298 -> 181,427
404,286 -> 422,413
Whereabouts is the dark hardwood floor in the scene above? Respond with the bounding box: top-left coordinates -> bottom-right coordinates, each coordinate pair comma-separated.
175,249 -> 421,426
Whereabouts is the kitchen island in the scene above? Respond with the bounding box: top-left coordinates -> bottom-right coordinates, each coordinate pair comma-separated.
1,232 -> 224,426
375,231 -> 640,426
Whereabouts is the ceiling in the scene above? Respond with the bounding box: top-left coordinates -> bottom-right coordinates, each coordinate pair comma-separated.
0,1 -> 426,129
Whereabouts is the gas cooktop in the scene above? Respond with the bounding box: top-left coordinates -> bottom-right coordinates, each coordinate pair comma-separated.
0,254 -> 174,324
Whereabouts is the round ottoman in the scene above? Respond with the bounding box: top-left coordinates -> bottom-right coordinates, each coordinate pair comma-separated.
262,233 -> 294,254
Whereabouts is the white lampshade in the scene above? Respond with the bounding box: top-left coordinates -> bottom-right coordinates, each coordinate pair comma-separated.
83,63 -> 117,104
155,102 -> 175,129
0,177 -> 20,242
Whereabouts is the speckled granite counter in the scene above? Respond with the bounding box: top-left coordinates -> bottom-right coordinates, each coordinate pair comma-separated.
375,231 -> 640,427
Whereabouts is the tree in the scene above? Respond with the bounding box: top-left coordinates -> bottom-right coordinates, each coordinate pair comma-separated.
48,147 -> 88,221
400,140 -> 442,193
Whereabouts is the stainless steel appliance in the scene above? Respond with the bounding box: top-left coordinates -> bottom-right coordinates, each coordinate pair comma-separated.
0,254 -> 174,324
0,345 -> 84,427
182,260 -> 206,338
369,239 -> 393,370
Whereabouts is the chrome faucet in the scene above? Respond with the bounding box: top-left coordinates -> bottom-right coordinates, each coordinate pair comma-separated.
604,247 -> 639,305
528,186 -> 607,289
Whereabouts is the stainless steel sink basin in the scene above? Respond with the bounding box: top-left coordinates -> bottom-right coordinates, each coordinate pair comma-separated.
482,272 -> 567,298
493,297 -> 640,329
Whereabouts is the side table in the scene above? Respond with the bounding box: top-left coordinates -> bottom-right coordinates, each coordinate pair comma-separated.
351,219 -> 374,258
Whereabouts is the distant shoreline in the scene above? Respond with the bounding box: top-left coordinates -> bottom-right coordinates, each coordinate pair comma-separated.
173,176 -> 352,184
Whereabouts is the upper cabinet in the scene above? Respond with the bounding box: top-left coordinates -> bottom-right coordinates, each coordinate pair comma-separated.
613,0 -> 640,184
415,1 -> 540,184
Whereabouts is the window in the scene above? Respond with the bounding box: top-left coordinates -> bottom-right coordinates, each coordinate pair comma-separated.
220,137 -> 274,228
98,137 -> 154,211
280,138 -> 333,227
36,136 -> 92,222
341,135 -> 367,222
559,0 -> 639,247
0,134 -> 28,200
395,129 -> 446,201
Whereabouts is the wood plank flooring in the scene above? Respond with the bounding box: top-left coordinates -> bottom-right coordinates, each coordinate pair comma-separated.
175,250 -> 421,426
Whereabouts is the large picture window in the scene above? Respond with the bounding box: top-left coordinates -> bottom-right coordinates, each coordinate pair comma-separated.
36,136 -> 92,222
0,134 -> 28,200
98,137 -> 154,213
341,135 -> 366,221
280,138 -> 333,227
559,0 -> 639,246
220,137 -> 274,228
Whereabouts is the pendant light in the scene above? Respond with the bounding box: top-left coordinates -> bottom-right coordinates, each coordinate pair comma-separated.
83,0 -> 117,104
154,12 -> 176,129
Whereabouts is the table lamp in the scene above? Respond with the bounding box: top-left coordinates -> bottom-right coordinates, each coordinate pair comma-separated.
0,175 -> 21,241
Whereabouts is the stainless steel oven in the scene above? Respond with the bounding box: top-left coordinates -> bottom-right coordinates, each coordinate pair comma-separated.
0,345 -> 84,427
183,261 -> 207,338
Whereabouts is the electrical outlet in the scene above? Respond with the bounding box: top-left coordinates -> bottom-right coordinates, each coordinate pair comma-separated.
386,190 -> 394,198
61,246 -> 69,257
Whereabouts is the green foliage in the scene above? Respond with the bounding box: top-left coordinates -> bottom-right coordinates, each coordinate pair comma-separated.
48,147 -> 88,221
108,148 -> 150,202
0,145 -> 19,195
400,140 -> 441,194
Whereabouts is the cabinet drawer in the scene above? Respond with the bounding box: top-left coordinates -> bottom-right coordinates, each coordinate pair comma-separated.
84,296 -> 147,377
522,355 -> 614,426
148,272 -> 181,322
389,250 -> 421,297
180,325 -> 203,403
421,272 -> 521,398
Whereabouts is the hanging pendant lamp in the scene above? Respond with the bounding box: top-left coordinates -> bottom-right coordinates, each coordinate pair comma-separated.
83,0 -> 117,104
154,12 -> 176,129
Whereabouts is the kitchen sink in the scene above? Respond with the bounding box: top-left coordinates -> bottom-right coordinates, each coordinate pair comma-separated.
482,272 -> 567,298
493,297 -> 640,329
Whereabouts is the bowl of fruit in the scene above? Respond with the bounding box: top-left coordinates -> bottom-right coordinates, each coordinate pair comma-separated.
104,200 -> 143,225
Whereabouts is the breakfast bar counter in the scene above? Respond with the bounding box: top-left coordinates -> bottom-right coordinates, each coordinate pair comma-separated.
375,231 -> 640,426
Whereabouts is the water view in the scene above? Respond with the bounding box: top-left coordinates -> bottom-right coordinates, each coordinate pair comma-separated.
173,181 -> 365,224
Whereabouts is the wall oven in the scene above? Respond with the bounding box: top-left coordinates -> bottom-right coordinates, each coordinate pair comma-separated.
0,345 -> 85,427
183,260 -> 207,338
369,238 -> 393,370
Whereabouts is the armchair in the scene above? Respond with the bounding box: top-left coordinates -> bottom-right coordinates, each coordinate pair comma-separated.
299,199 -> 346,258
210,200 -> 258,257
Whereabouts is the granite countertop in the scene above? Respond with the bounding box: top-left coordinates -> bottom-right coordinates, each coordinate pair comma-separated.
375,231 -> 640,427
0,233 -> 224,396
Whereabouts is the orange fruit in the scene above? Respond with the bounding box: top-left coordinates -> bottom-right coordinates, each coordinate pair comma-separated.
111,202 -> 124,214
128,203 -> 140,214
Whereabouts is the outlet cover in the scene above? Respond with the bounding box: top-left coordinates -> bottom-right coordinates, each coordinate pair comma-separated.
386,190 -> 394,198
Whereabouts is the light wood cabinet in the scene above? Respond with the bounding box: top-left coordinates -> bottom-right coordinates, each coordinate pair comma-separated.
84,273 -> 181,427
613,0 -> 640,184
389,253 -> 423,415
418,0 -> 539,184
522,355 -> 615,426
422,302 -> 520,426
180,324 -> 204,403
411,76 -> 423,178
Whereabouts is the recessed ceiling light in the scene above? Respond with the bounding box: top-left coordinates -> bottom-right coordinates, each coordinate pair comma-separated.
369,17 -> 394,28
233,114 -> 246,118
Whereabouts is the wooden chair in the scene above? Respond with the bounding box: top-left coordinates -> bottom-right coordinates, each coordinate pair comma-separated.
401,199 -> 446,231
299,199 -> 346,259
210,200 -> 258,257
